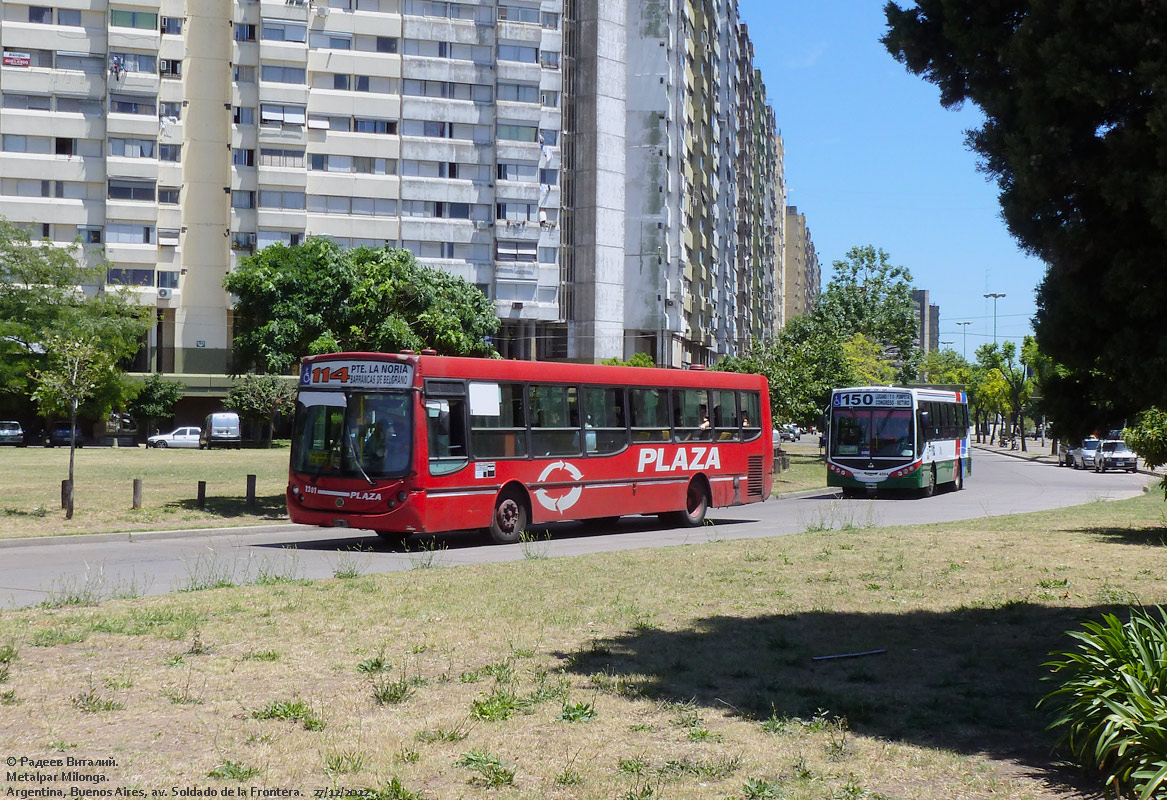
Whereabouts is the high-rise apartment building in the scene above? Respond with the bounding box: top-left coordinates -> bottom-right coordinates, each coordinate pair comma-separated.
1,0 -> 781,373
782,204 -> 819,322
911,288 -> 940,353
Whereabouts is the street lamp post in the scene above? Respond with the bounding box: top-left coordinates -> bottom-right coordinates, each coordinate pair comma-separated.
956,321 -> 971,359
984,293 -> 1006,344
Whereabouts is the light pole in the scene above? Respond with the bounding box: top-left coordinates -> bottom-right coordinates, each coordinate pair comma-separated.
956,321 -> 971,359
941,340 -> 953,350
984,293 -> 1006,344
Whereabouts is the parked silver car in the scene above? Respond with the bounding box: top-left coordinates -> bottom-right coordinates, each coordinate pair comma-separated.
0,420 -> 24,446
147,426 -> 202,449
1072,438 -> 1100,470
1094,440 -> 1138,473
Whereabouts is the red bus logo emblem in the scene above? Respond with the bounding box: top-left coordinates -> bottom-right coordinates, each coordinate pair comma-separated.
534,461 -> 583,513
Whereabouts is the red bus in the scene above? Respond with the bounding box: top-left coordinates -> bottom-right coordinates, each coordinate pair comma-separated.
287,352 -> 772,544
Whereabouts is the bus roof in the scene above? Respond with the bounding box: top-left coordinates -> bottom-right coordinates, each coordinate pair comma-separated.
302,352 -> 768,390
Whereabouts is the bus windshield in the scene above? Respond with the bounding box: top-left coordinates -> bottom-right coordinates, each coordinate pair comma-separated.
831,407 -> 914,458
291,390 -> 412,479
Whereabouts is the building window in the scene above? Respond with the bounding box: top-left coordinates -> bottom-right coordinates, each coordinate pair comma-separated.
3,94 -> 51,110
106,223 -> 154,244
258,190 -> 306,210
157,270 -> 180,288
110,9 -> 157,29
233,106 -> 255,125
310,32 -> 352,49
108,180 -> 156,201
539,51 -> 560,69
497,83 -> 538,103
160,59 -> 181,78
496,202 -> 536,222
332,74 -> 350,91
539,168 -> 558,185
158,229 -> 180,246
498,4 -> 539,23
541,11 -> 560,28
261,21 -> 307,42
109,94 -> 157,116
260,104 -> 306,127
231,232 -> 257,250
110,52 -> 157,73
233,65 -> 256,82
57,8 -> 81,26
108,138 -> 156,158
376,36 -> 398,53
159,144 -> 181,162
234,145 -> 256,165
261,64 -> 306,84
159,101 -> 181,120
540,90 -> 559,108
107,268 -> 154,286
56,52 -> 103,72
159,187 -> 180,204
231,190 -> 255,209
353,118 -> 396,134
77,226 -> 102,244
497,162 -> 538,181
497,123 -> 538,143
259,148 -> 305,168
28,6 -> 53,24
498,44 -> 538,63
234,24 -> 256,42
161,16 -> 182,35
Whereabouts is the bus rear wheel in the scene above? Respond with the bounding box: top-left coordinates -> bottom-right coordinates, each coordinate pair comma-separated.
664,479 -> 708,527
488,490 -> 529,545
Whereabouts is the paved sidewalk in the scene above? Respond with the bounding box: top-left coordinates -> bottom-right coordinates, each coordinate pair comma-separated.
972,441 -> 1164,479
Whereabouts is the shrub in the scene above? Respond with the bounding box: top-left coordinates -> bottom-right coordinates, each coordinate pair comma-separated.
1039,606 -> 1167,800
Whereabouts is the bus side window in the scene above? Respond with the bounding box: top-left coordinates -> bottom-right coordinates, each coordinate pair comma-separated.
672,389 -> 710,441
529,384 -> 581,456
713,389 -> 738,441
581,386 -> 628,454
740,391 -> 761,441
630,387 -> 670,442
427,397 -> 469,475
469,381 -> 527,458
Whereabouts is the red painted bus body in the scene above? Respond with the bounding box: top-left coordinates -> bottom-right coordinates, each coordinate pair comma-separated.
287,353 -> 772,543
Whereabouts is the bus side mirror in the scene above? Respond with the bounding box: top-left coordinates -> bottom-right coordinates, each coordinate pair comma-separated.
918,410 -> 930,426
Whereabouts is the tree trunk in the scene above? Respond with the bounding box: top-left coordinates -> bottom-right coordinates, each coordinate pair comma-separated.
66,402 -> 77,519
1020,410 -> 1028,452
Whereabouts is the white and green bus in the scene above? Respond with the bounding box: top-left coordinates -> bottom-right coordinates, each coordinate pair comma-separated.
826,386 -> 971,497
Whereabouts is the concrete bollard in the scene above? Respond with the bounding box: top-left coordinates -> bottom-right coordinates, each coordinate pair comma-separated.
132,478 -> 142,510
246,474 -> 257,509
197,480 -> 207,510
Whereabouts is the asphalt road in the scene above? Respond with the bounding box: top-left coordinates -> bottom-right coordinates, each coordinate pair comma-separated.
0,447 -> 1150,609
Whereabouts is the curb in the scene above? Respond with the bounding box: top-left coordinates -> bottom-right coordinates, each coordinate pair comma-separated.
0,522 -> 306,550
972,443 -> 1160,478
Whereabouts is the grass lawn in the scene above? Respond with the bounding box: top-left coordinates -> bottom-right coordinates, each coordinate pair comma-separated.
2,491 -> 1164,798
0,446 -> 291,539
772,442 -> 827,495
1,444 -> 824,540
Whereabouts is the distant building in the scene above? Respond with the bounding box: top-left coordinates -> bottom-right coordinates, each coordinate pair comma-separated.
911,289 -> 940,353
782,206 -> 819,323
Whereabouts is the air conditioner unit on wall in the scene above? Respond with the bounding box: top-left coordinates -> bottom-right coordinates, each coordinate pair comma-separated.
157,287 -> 172,300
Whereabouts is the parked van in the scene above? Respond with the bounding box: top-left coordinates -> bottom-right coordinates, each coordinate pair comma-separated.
200,412 -> 242,449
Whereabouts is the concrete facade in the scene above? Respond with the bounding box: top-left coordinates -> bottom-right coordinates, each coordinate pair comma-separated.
1,0 -> 781,371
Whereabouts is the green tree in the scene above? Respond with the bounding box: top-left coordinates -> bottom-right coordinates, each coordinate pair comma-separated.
817,245 -> 920,381
0,219 -> 151,419
883,0 -> 1167,421
919,347 -> 971,386
716,310 -> 855,427
1124,409 -> 1167,498
842,333 -> 897,387
977,341 -> 1033,450
225,239 -> 498,373
127,373 -> 185,437
223,373 -> 296,447
601,352 -> 655,368
32,338 -> 116,519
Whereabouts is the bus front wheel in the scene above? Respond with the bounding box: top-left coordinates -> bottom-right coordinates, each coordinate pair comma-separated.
663,479 -> 709,527
921,466 -> 936,498
953,462 -> 964,492
489,490 -> 529,545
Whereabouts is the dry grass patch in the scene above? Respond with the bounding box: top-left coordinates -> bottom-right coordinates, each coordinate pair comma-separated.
0,446 -> 290,539
0,493 -> 1165,798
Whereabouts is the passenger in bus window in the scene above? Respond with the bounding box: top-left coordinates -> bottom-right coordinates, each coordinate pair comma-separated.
698,405 -> 712,439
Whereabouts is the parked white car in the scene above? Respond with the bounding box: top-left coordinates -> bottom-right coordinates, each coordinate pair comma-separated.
147,426 -> 202,449
1094,440 -> 1138,473
1072,438 -> 1101,470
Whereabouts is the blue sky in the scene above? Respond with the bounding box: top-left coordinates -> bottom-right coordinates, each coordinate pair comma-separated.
737,0 -> 1044,358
